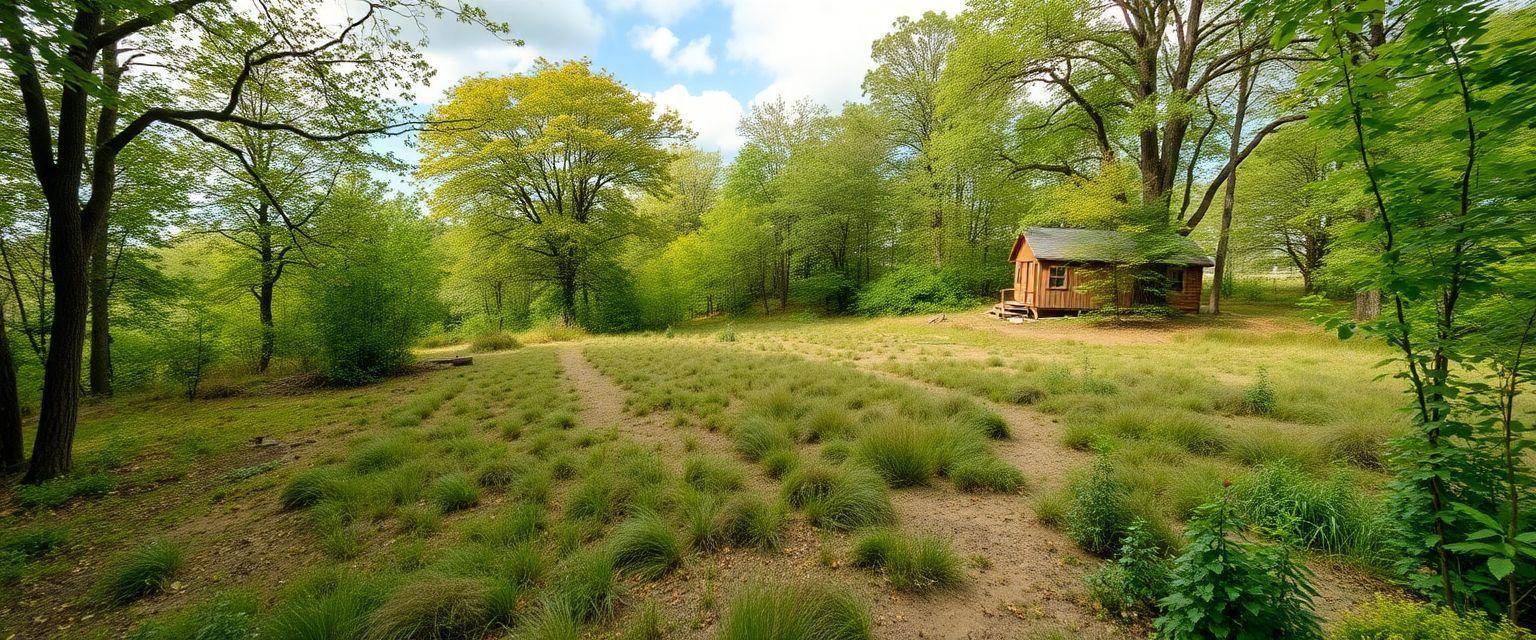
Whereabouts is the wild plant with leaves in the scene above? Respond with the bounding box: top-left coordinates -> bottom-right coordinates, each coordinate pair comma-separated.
1263,0 -> 1536,621
1154,486 -> 1321,639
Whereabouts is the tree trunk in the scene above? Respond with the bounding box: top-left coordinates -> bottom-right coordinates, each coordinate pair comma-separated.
559,263 -> 578,327
88,227 -> 111,395
0,302 -> 23,472
25,220 -> 89,484
1210,54 -> 1252,316
257,278 -> 275,372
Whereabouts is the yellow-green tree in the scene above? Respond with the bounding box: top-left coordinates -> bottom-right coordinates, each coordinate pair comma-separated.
419,60 -> 692,326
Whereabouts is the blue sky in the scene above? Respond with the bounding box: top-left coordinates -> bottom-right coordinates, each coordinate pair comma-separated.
397,0 -> 967,157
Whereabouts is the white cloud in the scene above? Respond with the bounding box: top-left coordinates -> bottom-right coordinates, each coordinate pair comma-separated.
631,26 -> 716,74
409,0 -> 606,103
606,0 -> 705,24
722,0 -> 964,106
642,84 -> 745,155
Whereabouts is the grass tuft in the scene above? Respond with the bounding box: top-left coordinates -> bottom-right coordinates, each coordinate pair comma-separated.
96,539 -> 186,605
849,529 -> 963,591
365,576 -> 491,640
609,512 -> 683,581
719,581 -> 871,640
949,455 -> 1027,493
429,473 -> 481,513
854,422 -> 936,487
684,456 -> 746,494
782,463 -> 894,531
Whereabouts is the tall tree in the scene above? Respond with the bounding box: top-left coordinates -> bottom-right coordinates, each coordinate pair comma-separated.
864,11 -> 955,267
0,0 -> 492,482
942,0 -> 1304,230
419,60 -> 690,327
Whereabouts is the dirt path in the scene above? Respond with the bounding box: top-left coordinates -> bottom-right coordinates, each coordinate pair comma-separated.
565,342 -> 1132,639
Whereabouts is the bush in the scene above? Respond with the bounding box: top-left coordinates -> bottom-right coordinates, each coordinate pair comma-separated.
470,331 -> 522,352
1154,491 -> 1321,639
855,422 -> 937,487
609,512 -> 682,580
430,473 -> 481,513
308,190 -> 442,385
1330,595 -> 1530,640
1065,457 -> 1133,556
718,581 -> 872,640
854,265 -> 972,316
1084,519 -> 1172,620
782,463 -> 894,531
97,539 -> 187,605
949,455 -> 1026,493
365,576 -> 491,640
849,529 -> 963,592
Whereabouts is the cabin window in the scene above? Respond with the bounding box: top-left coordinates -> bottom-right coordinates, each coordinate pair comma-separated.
1168,267 -> 1186,292
1047,265 -> 1069,289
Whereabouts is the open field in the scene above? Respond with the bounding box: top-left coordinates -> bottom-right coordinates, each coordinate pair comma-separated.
1,301 -> 1408,639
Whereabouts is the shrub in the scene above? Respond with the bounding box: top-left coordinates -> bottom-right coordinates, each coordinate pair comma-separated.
1330,595 -> 1530,640
684,456 -> 746,494
855,422 -> 937,487
1084,520 -> 1172,620
1065,457 -> 1133,556
365,576 -> 491,640
430,473 -> 481,513
550,548 -> 618,622
853,265 -> 971,316
949,455 -> 1026,493
96,539 -> 187,605
470,331 -> 522,352
849,529 -> 963,592
718,581 -> 872,640
609,512 -> 682,581
310,198 -> 442,385
1154,491 -> 1321,639
782,463 -> 894,531
282,468 -> 347,510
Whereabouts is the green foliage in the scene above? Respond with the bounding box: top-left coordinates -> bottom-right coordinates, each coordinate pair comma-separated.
1232,463 -> 1383,559
684,456 -> 746,494
1330,595 -> 1532,640
853,266 -> 973,316
718,581 -> 872,640
1084,520 -> 1172,620
716,493 -> 787,550
96,539 -> 187,605
307,182 -> 442,385
1238,367 -> 1277,417
429,473 -> 481,513
1065,456 -> 1133,556
949,454 -> 1026,493
128,590 -> 260,640
1154,491 -> 1321,639
609,512 -> 682,580
548,548 -> 618,622
469,332 -> 522,352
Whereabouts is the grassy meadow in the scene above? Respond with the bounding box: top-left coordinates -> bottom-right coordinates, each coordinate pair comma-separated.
0,300 -> 1424,638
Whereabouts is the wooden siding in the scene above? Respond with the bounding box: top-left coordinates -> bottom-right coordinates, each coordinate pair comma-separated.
1008,259 -> 1205,313
1169,266 -> 1203,313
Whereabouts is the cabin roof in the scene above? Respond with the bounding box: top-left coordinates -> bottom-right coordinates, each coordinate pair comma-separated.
1010,227 -> 1215,267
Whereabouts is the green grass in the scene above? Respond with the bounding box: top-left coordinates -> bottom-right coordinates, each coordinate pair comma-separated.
95,538 -> 187,605
429,473 -> 481,512
849,529 -> 964,591
548,548 -> 619,622
949,454 -> 1027,493
782,463 -> 894,531
365,576 -> 493,640
718,581 -> 872,640
855,421 -> 937,487
684,455 -> 746,493
609,512 -> 683,580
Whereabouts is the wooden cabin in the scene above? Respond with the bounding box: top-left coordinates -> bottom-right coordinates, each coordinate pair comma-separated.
993,227 -> 1214,319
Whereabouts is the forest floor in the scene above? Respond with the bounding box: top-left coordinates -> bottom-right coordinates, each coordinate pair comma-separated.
0,300 -> 1402,639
